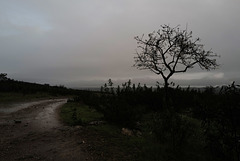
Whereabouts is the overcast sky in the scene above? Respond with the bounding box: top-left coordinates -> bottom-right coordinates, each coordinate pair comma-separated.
0,0 -> 240,88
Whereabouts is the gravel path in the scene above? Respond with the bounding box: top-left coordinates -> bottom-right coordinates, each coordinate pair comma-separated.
0,99 -> 92,161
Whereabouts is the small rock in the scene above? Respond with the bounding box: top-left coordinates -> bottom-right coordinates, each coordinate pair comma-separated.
78,140 -> 85,145
121,128 -> 133,136
75,125 -> 83,129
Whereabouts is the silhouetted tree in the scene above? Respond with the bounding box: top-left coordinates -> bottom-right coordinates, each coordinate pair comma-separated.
134,24 -> 219,91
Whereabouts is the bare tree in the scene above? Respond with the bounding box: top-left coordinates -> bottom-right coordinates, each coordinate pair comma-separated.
134,24 -> 219,90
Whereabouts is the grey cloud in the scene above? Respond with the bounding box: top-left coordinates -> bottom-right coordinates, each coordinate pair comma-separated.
1,0 -> 240,87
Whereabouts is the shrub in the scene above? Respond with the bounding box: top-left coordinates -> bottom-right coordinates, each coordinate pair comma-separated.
103,97 -> 144,128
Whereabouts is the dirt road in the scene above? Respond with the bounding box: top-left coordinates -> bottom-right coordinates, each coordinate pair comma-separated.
0,99 -> 92,161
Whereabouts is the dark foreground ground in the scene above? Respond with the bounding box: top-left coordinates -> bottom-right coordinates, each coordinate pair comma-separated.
0,99 -> 93,161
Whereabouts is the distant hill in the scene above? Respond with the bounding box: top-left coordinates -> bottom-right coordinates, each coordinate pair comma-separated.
0,74 -> 80,95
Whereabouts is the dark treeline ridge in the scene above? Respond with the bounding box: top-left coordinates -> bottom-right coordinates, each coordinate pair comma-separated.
73,79 -> 240,161
0,73 -> 81,96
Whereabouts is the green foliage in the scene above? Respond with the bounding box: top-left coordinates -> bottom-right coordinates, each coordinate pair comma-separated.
60,102 -> 103,126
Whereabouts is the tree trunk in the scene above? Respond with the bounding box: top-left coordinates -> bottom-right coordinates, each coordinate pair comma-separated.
164,78 -> 169,108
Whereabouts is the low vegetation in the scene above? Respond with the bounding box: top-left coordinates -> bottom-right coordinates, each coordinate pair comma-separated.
0,73 -> 83,103
60,79 -> 240,161
0,92 -> 51,103
60,102 -> 103,126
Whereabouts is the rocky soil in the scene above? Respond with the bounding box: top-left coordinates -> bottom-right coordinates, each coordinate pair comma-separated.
0,99 -> 93,161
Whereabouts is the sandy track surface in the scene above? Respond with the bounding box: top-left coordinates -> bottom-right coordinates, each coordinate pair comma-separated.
0,99 -> 92,161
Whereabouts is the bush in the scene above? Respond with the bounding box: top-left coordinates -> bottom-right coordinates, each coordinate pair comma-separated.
200,83 -> 240,161
103,97 -> 144,128
153,110 -> 198,149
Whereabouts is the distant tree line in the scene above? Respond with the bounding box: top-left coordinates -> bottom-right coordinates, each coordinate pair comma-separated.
0,73 -> 80,96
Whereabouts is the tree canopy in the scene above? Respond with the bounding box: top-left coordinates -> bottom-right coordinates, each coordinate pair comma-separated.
134,24 -> 219,88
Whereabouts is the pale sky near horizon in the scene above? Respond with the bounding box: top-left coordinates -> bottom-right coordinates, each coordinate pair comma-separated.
0,0 -> 240,88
